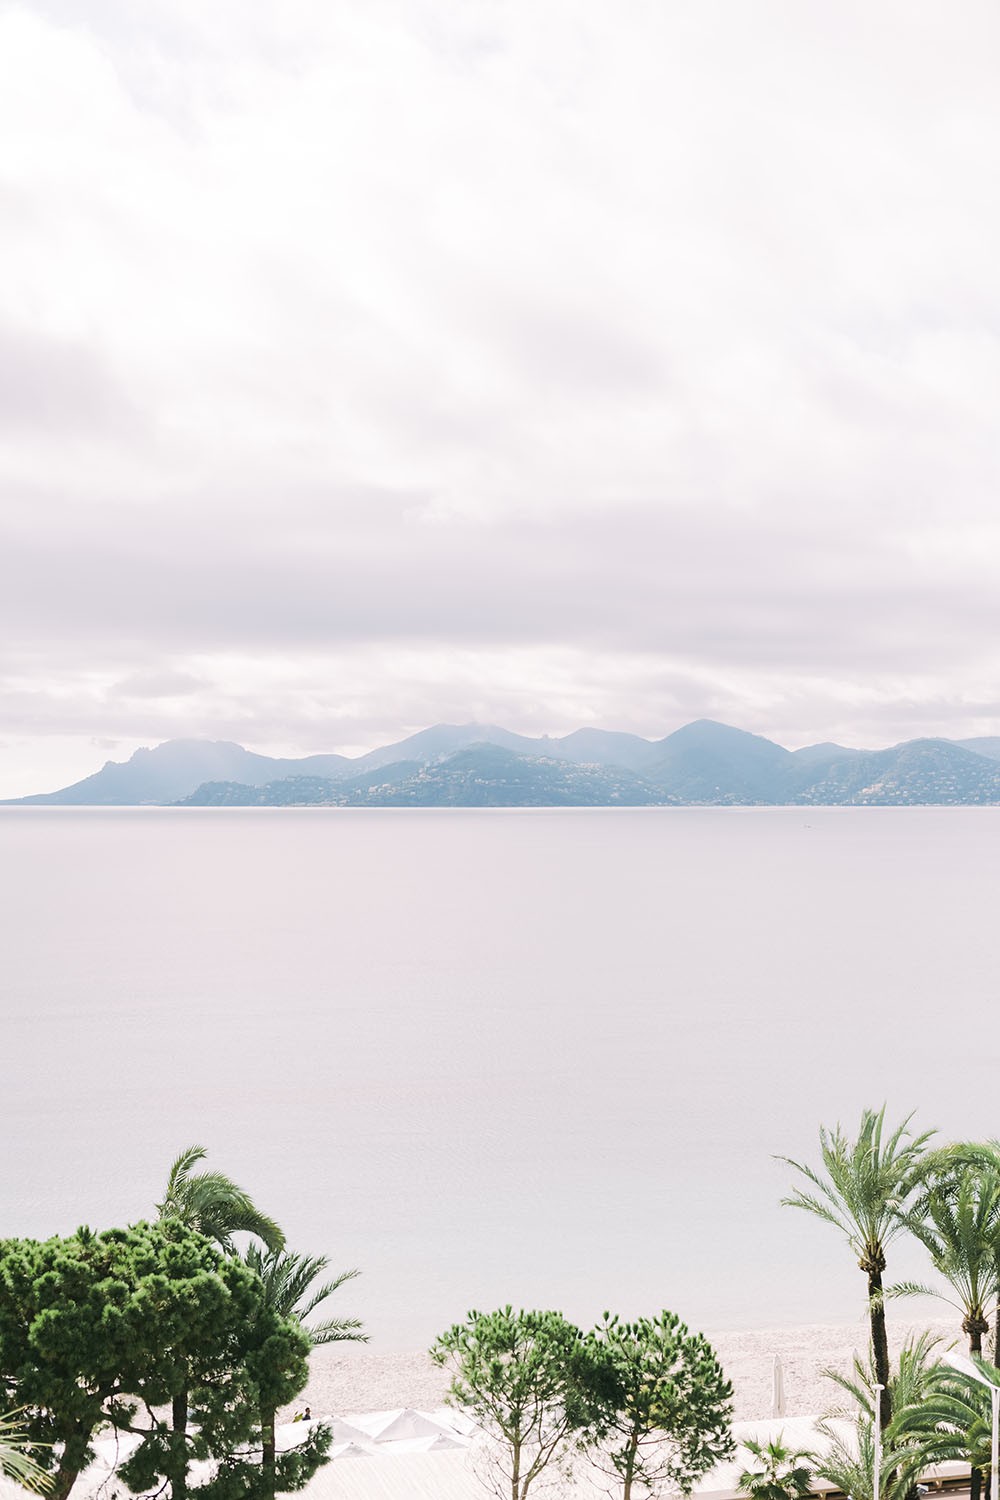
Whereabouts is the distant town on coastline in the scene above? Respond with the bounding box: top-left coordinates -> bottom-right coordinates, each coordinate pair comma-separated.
9,719 -> 1000,808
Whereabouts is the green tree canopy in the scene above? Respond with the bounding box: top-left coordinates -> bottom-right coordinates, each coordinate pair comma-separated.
0,1221 -> 327,1500
780,1105 -> 936,1428
430,1307 -> 595,1500
586,1311 -> 734,1500
889,1354 -> 1000,1500
737,1436 -> 813,1500
894,1167 -> 1000,1354
243,1245 -> 367,1500
811,1415 -> 923,1500
157,1145 -> 284,1255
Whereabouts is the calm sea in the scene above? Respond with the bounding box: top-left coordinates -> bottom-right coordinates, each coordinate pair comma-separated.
2,806 -> 997,1349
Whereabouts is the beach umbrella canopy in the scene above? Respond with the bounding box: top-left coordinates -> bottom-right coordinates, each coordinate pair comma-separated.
349,1409 -> 459,1444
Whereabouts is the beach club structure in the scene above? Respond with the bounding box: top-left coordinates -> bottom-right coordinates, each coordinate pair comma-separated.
64,1408 -> 971,1500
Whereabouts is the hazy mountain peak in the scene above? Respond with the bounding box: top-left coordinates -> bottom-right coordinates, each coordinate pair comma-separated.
9,721 -> 1000,806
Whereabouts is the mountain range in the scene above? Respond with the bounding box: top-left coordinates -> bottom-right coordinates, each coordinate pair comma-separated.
9,720 -> 1000,807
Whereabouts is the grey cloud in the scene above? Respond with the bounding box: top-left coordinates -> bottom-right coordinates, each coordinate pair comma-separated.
113,669 -> 207,698
3,0 -> 1000,785
0,325 -> 145,437
0,482 -> 992,688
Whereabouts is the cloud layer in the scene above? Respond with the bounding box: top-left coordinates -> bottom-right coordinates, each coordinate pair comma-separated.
3,0 -> 1000,792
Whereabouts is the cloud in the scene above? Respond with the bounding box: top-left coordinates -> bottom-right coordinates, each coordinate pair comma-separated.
2,0 -> 1000,788
112,669 -> 207,698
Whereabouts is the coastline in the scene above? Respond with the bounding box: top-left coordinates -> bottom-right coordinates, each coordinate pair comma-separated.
293,1316 -> 963,1421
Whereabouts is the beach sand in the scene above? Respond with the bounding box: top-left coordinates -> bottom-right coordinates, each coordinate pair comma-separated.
290,1315 -> 963,1421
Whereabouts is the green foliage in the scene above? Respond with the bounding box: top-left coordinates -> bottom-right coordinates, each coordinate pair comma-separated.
737,1436 -> 813,1500
811,1415 -> 924,1500
0,1221 -> 326,1500
243,1245 -> 368,1347
242,1245 -> 366,1500
430,1307 -> 594,1500
0,1411 -> 51,1492
586,1311 -> 734,1500
780,1107 -> 935,1276
158,1145 -> 284,1254
779,1105 -> 936,1426
889,1354 -> 1000,1477
895,1164 -> 1000,1352
821,1330 -> 942,1421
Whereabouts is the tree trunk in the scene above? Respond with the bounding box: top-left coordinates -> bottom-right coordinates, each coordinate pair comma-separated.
170,1388 -> 188,1500
965,1313 -> 989,1356
49,1461 -> 82,1500
972,1466 -> 983,1500
622,1434 -> 639,1500
262,1404 -> 276,1500
867,1264 -> 892,1430
48,1421 -> 96,1500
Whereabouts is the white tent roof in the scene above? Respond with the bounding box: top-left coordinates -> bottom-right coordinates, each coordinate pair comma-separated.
379,1433 -> 469,1454
347,1409 -> 461,1444
305,1450 -> 479,1500
429,1407 -> 478,1436
329,1419 -> 379,1446
58,1405 -> 974,1500
326,1442 -> 376,1461
276,1420 -> 326,1452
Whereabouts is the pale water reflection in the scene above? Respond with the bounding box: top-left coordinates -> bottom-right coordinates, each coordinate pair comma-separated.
2,807 -> 998,1346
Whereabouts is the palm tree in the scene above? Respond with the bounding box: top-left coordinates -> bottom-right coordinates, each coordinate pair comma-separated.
890,1354 -> 998,1500
821,1328 -> 942,1422
156,1145 -> 284,1255
0,1411 -> 51,1493
815,1335 -> 944,1500
945,1144 -> 1000,1364
155,1145 -> 284,1493
894,1167 -> 1000,1355
780,1106 -> 936,1430
811,1414 -> 924,1500
737,1436 -> 813,1500
243,1245 -> 368,1500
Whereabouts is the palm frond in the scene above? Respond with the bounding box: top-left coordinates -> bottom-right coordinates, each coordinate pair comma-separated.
307,1316 -> 369,1346
884,1280 -> 937,1300
0,1411 -> 52,1493
242,1246 -> 368,1347
822,1331 -> 943,1423
812,1416 -> 925,1500
156,1146 -> 284,1252
780,1107 -> 936,1267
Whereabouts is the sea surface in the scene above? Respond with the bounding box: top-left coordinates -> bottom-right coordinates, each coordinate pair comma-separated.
2,806 -> 998,1349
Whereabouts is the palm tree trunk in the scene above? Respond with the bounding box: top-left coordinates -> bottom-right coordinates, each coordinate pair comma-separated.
867,1265 -> 892,1430
964,1310 -> 989,1356
972,1466 -> 983,1500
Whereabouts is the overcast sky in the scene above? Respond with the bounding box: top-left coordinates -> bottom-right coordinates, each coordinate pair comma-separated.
2,0 -> 1000,794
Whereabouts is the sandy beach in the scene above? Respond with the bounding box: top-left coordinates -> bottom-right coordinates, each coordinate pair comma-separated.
290,1315 -> 963,1421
